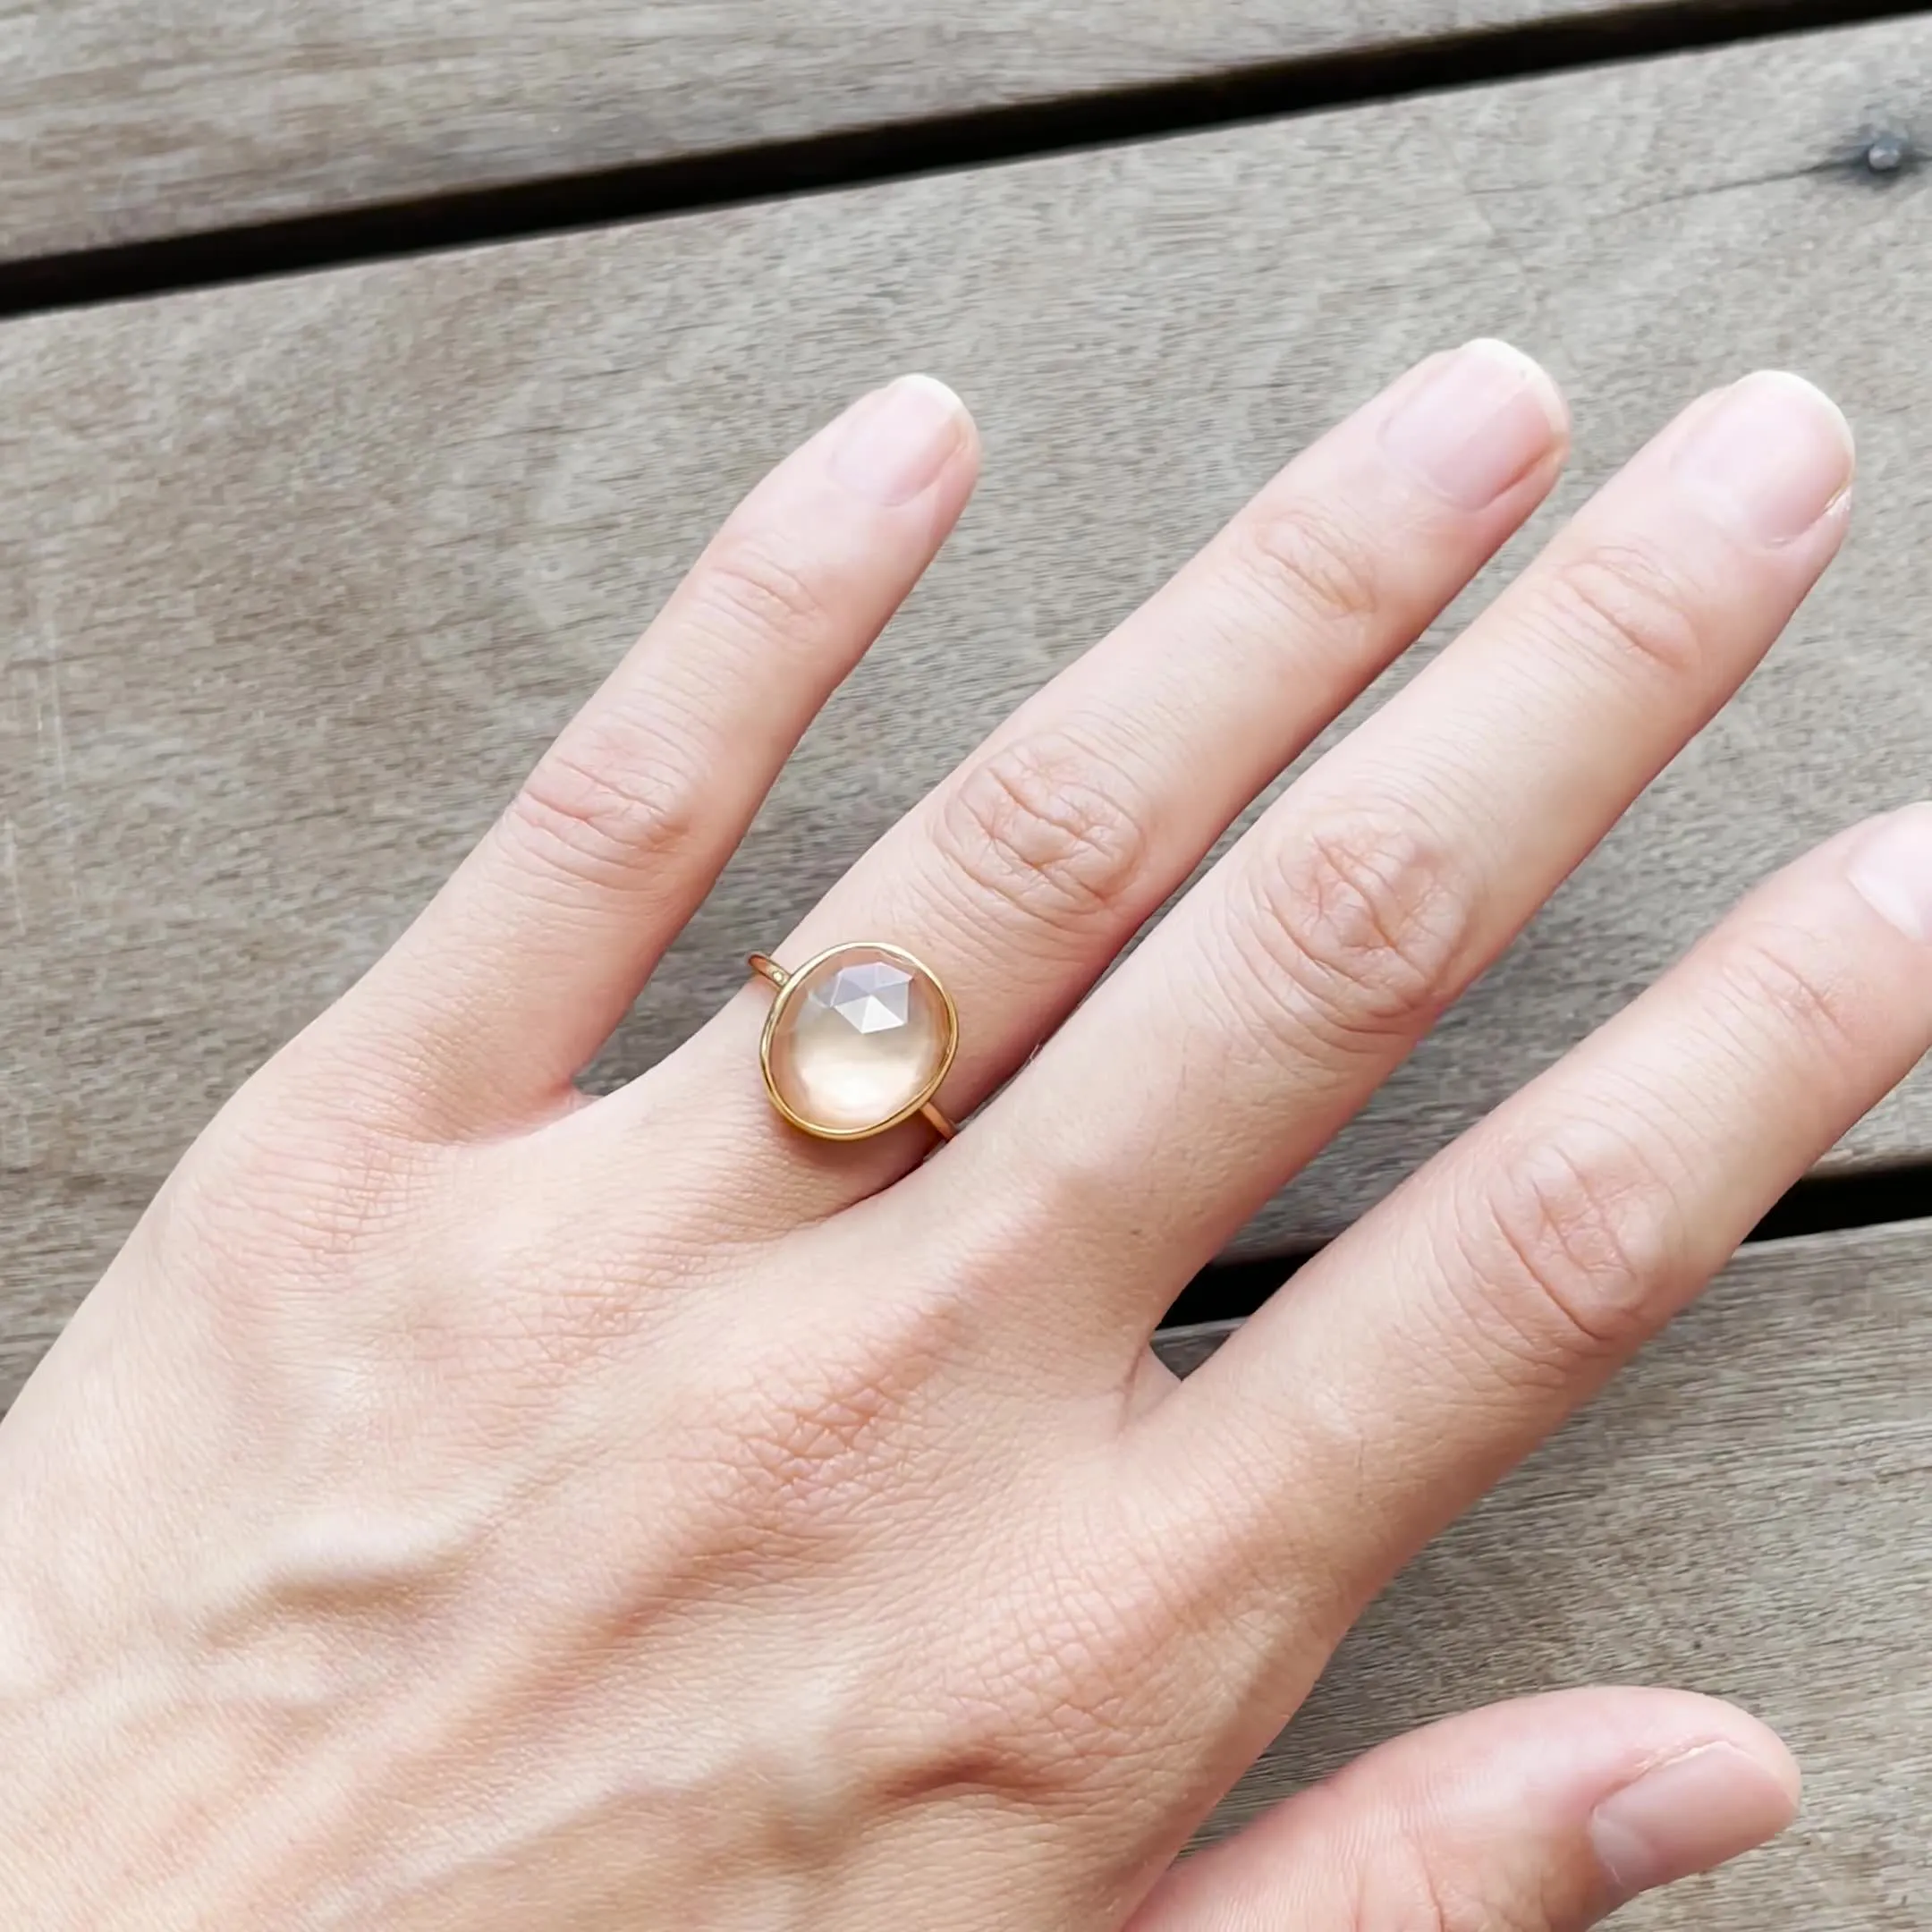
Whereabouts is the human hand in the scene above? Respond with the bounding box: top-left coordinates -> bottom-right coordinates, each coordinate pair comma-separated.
2,345 -> 1925,1930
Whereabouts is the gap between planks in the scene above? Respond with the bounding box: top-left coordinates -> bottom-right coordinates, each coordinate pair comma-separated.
1169,1161 -> 1932,1327
2,0 -> 1928,321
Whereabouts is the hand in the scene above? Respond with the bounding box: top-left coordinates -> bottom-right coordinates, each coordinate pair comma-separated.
1,345 -> 1924,1931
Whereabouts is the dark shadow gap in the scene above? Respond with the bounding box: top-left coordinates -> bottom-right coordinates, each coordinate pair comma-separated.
3,0 -> 1928,319
1746,1158 -> 1932,1242
1163,1160 -> 1932,1328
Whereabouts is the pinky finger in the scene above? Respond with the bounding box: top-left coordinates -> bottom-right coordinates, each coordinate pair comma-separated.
334,375 -> 978,1132
1129,1688 -> 1798,1931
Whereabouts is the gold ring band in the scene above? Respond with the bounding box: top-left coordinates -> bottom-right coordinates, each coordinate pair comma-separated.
748,946 -> 957,1142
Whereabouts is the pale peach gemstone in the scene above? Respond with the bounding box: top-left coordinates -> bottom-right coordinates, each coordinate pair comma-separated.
766,947 -> 952,1135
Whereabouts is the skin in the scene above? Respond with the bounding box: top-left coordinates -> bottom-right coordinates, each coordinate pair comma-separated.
0,343 -> 1925,1929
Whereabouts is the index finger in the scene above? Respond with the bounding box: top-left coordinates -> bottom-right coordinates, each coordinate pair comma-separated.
1148,804 -> 1932,1661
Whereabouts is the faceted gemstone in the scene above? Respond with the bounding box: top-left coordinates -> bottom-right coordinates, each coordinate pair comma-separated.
765,946 -> 953,1135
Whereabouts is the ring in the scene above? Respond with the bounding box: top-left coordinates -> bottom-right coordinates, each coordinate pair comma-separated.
748,945 -> 958,1142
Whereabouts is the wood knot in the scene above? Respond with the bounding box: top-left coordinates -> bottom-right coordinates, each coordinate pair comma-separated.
1860,129 -> 1913,180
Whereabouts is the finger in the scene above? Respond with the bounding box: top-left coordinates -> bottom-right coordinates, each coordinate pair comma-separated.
935,370 -> 1854,1340
1157,803 -> 1932,1662
327,376 -> 979,1131
1129,1690 -> 1798,1932
623,342 -> 1568,1211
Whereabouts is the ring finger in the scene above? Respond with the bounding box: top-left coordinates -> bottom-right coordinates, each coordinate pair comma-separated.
619,341 -> 1569,1216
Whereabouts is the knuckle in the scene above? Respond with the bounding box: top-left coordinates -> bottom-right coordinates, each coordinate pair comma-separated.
697,527 -> 836,642
932,730 -> 1150,941
1347,1820 -> 1550,1932
1716,925 -> 1867,1066
1224,809 -> 1470,1065
1462,1125 -> 1686,1374
502,731 -> 704,891
1539,541 -> 1707,685
1234,494 -> 1384,631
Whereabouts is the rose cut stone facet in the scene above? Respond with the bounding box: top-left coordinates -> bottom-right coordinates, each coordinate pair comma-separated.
764,946 -> 953,1136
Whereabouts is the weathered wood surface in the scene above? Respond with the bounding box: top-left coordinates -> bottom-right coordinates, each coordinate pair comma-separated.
1163,1217 -> 1932,1928
0,0 -> 1826,264
5,17 -> 1932,1377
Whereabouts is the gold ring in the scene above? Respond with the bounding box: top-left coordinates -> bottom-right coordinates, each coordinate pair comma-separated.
748,945 -> 958,1142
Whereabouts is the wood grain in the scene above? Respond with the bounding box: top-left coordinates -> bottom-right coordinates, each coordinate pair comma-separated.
1158,1217 -> 1932,1928
4,18 -> 1932,1343
0,0 -> 1832,265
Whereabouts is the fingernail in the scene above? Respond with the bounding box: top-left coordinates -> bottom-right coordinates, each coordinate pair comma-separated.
1589,1742 -> 1799,1902
1379,338 -> 1567,511
827,374 -> 967,506
1672,370 -> 1855,545
1847,801 -> 1932,942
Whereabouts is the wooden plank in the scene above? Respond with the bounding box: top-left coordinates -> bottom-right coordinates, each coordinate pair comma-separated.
5,16 -> 1932,1355
0,0 -> 1824,266
1159,1217 -> 1932,1927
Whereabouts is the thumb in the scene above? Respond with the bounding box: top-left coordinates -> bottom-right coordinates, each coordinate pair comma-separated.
1130,1688 -> 1800,1931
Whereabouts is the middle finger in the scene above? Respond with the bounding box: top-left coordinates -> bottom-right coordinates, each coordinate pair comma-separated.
921,369 -> 1854,1344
